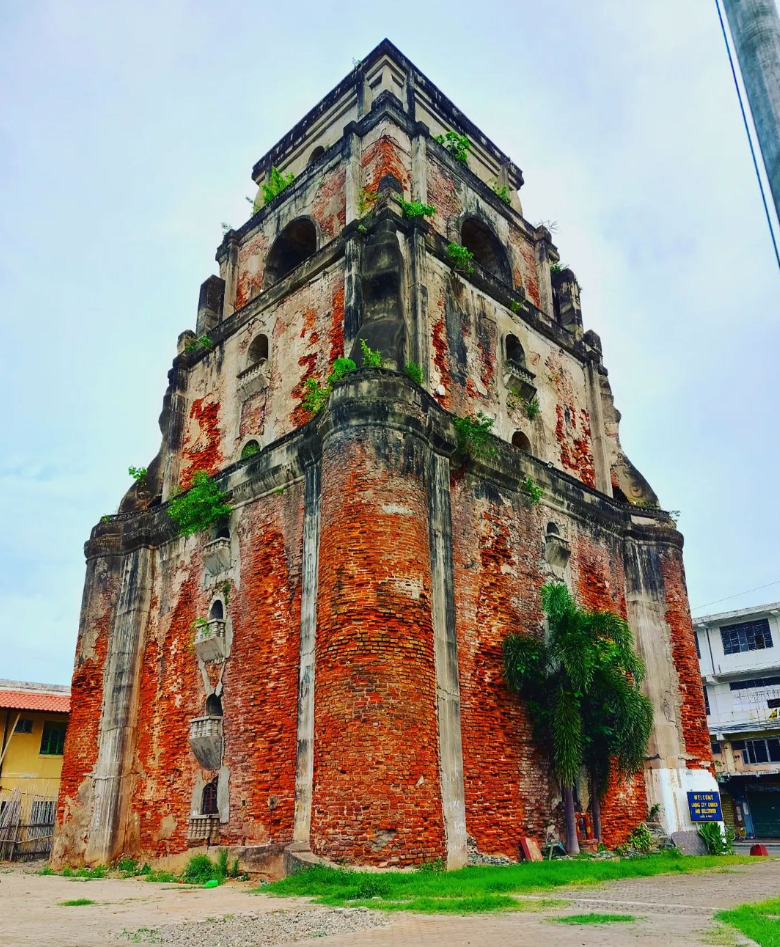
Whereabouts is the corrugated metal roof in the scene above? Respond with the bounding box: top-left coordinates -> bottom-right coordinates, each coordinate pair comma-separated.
0,690 -> 71,713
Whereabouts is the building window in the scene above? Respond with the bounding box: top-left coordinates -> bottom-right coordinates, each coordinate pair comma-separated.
512,431 -> 531,452
247,334 -> 269,368
505,335 -> 526,369
729,675 -> 780,691
241,440 -> 260,460
768,698 -> 780,709
741,738 -> 780,764
14,718 -> 33,734
202,780 -> 218,815
711,741 -> 721,754
39,721 -> 66,756
721,619 -> 773,655
695,633 -> 701,659
704,688 -> 710,715
265,218 -> 316,286
460,217 -> 511,284
308,145 -> 325,166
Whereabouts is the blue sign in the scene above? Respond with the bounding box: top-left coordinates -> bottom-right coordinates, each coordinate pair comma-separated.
687,791 -> 722,822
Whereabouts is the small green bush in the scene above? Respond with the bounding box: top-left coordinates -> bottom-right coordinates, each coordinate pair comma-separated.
525,397 -> 540,420
358,189 -> 378,216
168,471 -> 232,536
510,300 -> 526,313
216,848 -> 229,879
262,166 -> 294,205
447,242 -> 475,275
627,823 -> 653,853
435,131 -> 470,164
698,821 -> 735,856
185,335 -> 213,354
59,898 -> 95,907
492,183 -> 511,205
418,857 -> 445,873
360,338 -> 383,368
405,361 -> 423,386
128,467 -> 148,483
329,357 -> 357,383
399,199 -> 436,219
454,411 -> 496,459
183,853 -> 221,885
240,441 -> 260,460
549,262 -> 564,275
303,377 -> 330,415
521,476 -> 543,504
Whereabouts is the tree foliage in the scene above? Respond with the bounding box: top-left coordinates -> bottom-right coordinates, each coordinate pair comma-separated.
503,583 -> 653,848
168,471 -> 232,536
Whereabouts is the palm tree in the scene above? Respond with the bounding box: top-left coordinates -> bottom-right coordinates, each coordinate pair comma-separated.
503,583 -> 653,854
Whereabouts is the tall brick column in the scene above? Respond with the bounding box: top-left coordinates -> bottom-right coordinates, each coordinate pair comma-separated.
310,384 -> 446,866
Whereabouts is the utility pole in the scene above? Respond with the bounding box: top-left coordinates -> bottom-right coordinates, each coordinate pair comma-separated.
721,0 -> 780,232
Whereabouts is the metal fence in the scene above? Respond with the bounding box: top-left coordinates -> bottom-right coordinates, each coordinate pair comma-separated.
0,789 -> 57,861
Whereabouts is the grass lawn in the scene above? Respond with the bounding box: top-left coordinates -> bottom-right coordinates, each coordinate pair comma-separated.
553,912 -> 638,924
264,852 -> 753,914
716,896 -> 780,947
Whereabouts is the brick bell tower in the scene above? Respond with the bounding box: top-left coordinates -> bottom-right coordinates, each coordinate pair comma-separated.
54,40 -> 717,872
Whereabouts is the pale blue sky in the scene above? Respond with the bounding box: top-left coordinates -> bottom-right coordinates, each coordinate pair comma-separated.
1,0 -> 778,684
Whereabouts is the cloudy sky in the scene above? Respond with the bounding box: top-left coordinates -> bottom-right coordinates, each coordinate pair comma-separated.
1,0 -> 778,685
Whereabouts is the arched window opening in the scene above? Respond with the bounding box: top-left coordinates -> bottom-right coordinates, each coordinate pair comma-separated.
205,693 -> 223,717
247,334 -> 269,368
512,431 -> 531,452
460,217 -> 511,284
265,218 -> 316,286
241,439 -> 260,460
613,485 -> 629,504
308,145 -> 325,166
201,779 -> 218,815
546,522 -> 560,537
209,600 -> 224,621
506,335 -> 526,369
215,522 -> 230,540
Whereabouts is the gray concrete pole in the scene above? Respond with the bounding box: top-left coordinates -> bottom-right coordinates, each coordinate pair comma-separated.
722,0 -> 780,227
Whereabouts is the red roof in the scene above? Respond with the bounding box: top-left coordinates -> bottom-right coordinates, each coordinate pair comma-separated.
0,691 -> 70,714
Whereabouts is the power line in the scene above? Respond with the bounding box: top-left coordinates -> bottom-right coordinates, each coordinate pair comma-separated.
692,578 -> 780,613
715,0 -> 780,272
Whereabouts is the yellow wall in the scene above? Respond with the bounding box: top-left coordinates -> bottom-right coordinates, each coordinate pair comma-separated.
0,709 -> 68,798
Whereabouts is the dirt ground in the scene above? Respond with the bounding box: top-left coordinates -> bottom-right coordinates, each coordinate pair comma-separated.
2,859 -> 779,947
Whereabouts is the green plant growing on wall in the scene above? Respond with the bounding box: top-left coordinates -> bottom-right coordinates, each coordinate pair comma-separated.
128,467 -> 148,482
510,300 -> 526,313
398,199 -> 436,220
492,183 -> 511,205
329,357 -> 357,383
503,583 -> 652,854
453,410 -> 496,459
360,339 -> 383,368
404,361 -> 423,386
447,242 -> 475,275
168,471 -> 232,536
525,397 -> 540,420
262,166 -> 295,205
520,476 -> 543,504
358,189 -> 378,216
549,261 -> 568,276
185,335 -> 213,354
240,441 -> 260,460
192,617 -> 209,635
435,130 -> 470,164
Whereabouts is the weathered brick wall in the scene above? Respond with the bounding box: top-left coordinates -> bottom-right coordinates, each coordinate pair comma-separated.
450,476 -> 550,857
54,562 -> 119,863
311,429 -> 445,866
661,548 -> 713,770
220,490 -> 303,846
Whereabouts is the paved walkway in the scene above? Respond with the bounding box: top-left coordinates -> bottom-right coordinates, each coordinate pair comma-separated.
1,859 -> 779,947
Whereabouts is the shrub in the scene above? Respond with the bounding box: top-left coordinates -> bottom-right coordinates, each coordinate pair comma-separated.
328,357 -> 357,383
525,397 -> 540,420
216,848 -> 229,879
168,471 -> 232,536
360,338 -> 383,368
492,183 -> 511,205
185,335 -> 213,354
627,823 -> 653,853
262,166 -> 294,205
303,377 -> 330,415
398,199 -> 436,219
183,853 -> 221,884
435,131 -> 470,164
521,476 -> 543,504
454,411 -> 496,458
698,822 -> 735,856
128,467 -> 148,482
405,361 -> 423,386
446,242 -> 475,275
510,300 -> 526,313
240,441 -> 260,460
358,189 -> 378,216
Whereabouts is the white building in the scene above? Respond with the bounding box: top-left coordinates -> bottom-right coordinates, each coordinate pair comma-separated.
695,601 -> 780,838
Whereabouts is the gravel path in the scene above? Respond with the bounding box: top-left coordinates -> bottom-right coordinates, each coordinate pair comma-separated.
118,906 -> 387,946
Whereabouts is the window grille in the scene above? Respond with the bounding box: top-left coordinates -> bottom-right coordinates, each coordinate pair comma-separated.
720,619 -> 773,655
